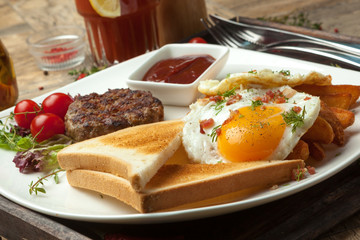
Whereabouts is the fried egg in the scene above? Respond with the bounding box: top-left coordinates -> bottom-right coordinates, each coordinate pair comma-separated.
198,69 -> 332,96
182,86 -> 320,164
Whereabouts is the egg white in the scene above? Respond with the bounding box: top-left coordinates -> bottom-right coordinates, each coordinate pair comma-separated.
182,86 -> 320,164
198,69 -> 332,96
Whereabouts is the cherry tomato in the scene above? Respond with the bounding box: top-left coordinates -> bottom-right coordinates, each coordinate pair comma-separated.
42,93 -> 74,119
188,37 -> 207,44
14,100 -> 42,129
30,113 -> 65,142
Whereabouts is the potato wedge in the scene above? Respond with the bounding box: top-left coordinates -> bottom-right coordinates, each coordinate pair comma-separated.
286,140 -> 309,160
320,93 -> 352,109
294,84 -> 360,107
329,107 -> 355,129
307,141 -> 325,161
302,116 -> 334,144
319,102 -> 345,146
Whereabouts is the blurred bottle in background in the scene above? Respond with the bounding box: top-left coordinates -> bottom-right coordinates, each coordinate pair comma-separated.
0,39 -> 18,111
157,0 -> 207,46
75,0 -> 160,65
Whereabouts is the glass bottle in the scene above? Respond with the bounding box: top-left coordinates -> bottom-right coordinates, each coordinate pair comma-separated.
0,39 -> 18,111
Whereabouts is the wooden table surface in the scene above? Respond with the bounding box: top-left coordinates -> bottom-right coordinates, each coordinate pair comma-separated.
0,0 -> 359,239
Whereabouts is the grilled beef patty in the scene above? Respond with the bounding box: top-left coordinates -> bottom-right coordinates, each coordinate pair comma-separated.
65,88 -> 164,141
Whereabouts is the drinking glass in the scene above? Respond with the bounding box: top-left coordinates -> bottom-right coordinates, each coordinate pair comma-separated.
75,0 -> 159,65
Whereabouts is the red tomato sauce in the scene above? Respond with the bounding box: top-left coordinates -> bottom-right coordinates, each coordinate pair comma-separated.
142,54 -> 215,84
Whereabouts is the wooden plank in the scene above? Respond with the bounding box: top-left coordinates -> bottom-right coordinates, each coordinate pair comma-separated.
0,196 -> 96,240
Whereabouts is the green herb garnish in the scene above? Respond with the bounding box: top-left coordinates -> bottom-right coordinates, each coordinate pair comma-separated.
294,165 -> 305,181
222,88 -> 236,98
28,168 -> 64,195
251,100 -> 263,110
279,70 -> 291,76
211,88 -> 237,115
1,114 -> 72,195
68,65 -> 107,80
281,107 -> 306,133
208,125 -> 221,142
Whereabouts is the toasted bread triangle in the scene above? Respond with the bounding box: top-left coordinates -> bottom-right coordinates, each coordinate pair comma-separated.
58,120 -> 184,191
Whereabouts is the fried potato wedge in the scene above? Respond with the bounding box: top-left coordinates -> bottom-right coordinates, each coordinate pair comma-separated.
320,93 -> 352,109
307,141 -> 325,161
329,107 -> 355,129
319,102 -> 345,146
302,116 -> 334,144
286,140 -> 309,160
294,84 -> 360,108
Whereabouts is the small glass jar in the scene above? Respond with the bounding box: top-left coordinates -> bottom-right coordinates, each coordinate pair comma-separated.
0,39 -> 18,111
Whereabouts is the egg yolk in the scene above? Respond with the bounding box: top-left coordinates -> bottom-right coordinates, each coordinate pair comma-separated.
217,106 -> 286,162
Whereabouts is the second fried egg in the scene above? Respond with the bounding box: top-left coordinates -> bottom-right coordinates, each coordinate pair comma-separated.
182,86 -> 320,164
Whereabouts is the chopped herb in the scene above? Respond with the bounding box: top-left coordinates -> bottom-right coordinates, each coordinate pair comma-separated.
293,165 -> 307,181
222,88 -> 237,98
281,106 -> 306,133
211,88 -> 237,115
251,100 -> 263,110
211,99 -> 226,115
279,70 -> 290,76
248,70 -> 257,74
208,125 -> 221,142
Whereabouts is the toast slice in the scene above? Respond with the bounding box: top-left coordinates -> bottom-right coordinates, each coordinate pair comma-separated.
66,159 -> 304,213
57,120 -> 184,191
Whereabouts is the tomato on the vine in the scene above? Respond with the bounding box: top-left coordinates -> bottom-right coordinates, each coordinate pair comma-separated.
30,113 -> 65,142
188,37 -> 207,44
14,100 -> 42,129
42,93 -> 74,119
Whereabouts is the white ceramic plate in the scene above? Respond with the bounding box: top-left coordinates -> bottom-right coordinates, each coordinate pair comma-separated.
1,46 -> 360,224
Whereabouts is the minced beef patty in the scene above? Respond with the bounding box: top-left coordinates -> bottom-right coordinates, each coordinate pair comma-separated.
65,88 -> 164,141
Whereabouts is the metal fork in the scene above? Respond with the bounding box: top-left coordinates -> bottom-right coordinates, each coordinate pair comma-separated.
201,17 -> 360,70
209,14 -> 360,58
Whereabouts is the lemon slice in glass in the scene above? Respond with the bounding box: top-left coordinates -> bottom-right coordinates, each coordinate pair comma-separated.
89,0 -> 121,18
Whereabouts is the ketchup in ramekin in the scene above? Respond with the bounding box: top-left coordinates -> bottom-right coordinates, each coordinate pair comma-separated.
142,54 -> 215,84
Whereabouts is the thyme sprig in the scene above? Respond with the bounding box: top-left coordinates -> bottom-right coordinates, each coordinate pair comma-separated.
29,168 -> 64,195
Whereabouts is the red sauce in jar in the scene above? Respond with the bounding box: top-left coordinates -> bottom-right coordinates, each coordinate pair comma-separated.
142,54 -> 215,84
